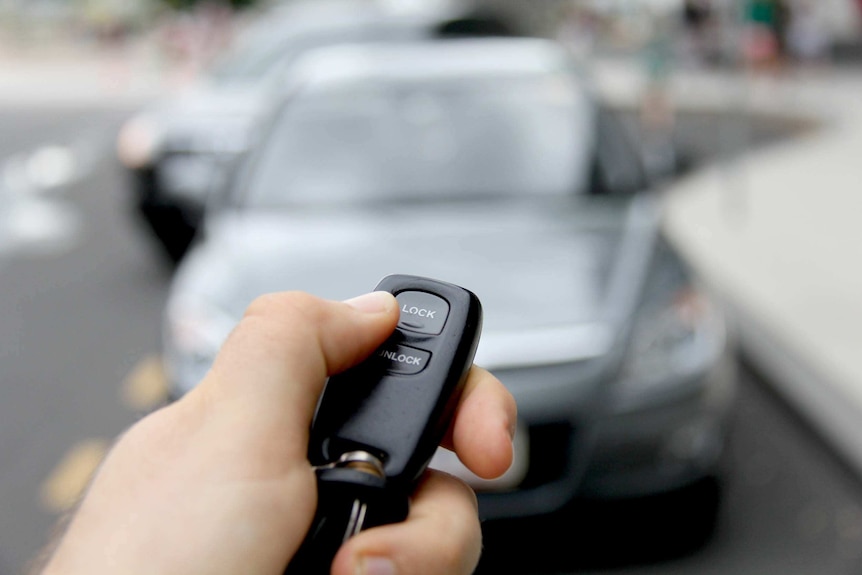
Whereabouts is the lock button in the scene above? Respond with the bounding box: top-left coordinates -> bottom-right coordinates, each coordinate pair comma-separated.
395,291 -> 450,335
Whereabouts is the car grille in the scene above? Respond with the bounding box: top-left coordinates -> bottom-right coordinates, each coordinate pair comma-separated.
519,422 -> 576,489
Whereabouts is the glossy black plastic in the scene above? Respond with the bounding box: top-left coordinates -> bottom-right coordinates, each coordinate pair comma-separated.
309,274 -> 483,494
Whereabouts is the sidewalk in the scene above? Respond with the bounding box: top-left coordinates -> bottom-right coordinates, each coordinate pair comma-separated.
594,58 -> 862,475
0,39 -> 187,108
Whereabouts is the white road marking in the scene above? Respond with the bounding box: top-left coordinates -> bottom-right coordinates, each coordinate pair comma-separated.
1,197 -> 82,257
39,355 -> 169,513
120,355 -> 169,411
25,145 -> 78,190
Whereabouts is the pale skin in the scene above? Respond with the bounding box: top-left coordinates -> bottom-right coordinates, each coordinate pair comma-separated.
38,291 -> 517,575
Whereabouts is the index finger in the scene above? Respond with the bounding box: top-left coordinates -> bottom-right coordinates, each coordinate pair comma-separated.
441,366 -> 517,480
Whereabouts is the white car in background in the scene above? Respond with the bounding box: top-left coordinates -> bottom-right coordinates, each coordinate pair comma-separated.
116,0 -> 518,263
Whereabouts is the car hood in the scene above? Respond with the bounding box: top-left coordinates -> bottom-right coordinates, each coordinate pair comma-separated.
173,197 -> 650,366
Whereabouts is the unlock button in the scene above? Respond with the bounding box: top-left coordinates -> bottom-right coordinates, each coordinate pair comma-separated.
377,343 -> 431,375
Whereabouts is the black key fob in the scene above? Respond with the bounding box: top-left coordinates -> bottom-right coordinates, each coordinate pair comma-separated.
285,274 -> 482,574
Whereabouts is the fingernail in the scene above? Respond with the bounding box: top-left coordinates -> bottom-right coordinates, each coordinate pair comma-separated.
357,556 -> 396,575
344,291 -> 394,314
507,417 -> 517,441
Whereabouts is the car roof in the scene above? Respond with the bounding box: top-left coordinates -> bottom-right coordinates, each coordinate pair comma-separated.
285,38 -> 577,92
243,0 -> 461,37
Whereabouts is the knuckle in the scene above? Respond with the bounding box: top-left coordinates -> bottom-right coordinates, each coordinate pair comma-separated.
225,291 -> 329,375
444,473 -> 480,514
438,529 -> 478,575
239,292 -> 331,346
243,292 -> 281,318
430,478 -> 482,572
435,545 -> 465,575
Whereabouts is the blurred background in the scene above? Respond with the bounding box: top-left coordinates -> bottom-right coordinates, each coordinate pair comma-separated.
4,0 -> 862,573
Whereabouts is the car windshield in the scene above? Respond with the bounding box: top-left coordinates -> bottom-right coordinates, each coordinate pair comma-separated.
240,73 -> 594,208
206,6 -> 402,87
208,16 -> 360,85
206,14 -> 296,84
208,39 -> 288,85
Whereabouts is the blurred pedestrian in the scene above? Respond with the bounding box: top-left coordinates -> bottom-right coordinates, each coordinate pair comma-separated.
639,9 -> 678,182
555,3 -> 599,61
786,0 -> 830,66
774,0 -> 792,62
682,0 -> 714,65
743,0 -> 782,72
195,0 -> 235,68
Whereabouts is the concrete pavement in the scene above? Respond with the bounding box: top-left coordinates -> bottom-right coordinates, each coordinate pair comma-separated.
593,58 -> 862,478
0,39 -> 184,107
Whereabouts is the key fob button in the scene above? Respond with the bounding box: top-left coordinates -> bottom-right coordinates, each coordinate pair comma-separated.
375,343 -> 431,375
395,291 -> 450,335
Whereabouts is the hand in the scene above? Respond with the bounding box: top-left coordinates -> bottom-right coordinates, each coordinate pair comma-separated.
40,291 -> 516,575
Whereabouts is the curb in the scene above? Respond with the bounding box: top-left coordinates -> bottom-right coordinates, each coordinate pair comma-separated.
641,62 -> 862,478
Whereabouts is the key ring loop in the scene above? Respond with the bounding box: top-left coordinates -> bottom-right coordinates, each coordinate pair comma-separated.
313,450 -> 385,478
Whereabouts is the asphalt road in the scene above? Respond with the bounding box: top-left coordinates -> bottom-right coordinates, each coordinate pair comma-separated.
0,105 -> 169,574
1,105 -> 861,575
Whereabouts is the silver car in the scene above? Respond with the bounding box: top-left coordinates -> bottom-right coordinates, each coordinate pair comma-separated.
163,38 -> 736,527
116,0 -> 518,263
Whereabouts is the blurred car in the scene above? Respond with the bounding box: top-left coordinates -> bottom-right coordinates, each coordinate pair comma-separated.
163,38 -> 737,527
116,0 -> 518,264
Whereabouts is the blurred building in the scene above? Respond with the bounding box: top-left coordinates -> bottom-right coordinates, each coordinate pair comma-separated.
468,0 -> 682,37
0,0 -> 158,49
468,0 -> 862,62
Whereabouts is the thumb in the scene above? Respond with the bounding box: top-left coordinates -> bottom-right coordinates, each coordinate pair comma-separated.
192,290 -> 399,445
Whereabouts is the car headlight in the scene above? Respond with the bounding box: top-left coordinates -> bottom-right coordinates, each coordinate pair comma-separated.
117,115 -> 162,169
163,297 -> 237,397
617,242 -> 726,400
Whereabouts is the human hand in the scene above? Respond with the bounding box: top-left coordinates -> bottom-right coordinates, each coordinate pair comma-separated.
41,291 -> 516,575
